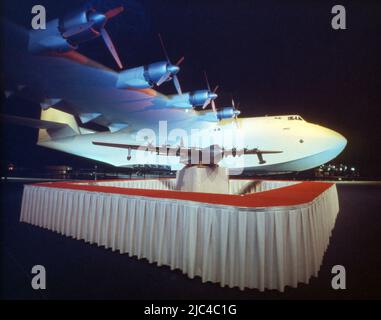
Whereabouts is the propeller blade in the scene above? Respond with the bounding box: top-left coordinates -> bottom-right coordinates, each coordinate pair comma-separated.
231,98 -> 235,108
100,28 -> 123,69
213,85 -> 219,93
62,21 -> 95,38
202,98 -> 211,109
157,71 -> 171,86
234,110 -> 241,129
204,71 -> 211,91
175,56 -> 185,66
158,33 -> 171,63
211,99 -> 216,113
105,6 -> 124,19
173,75 -> 182,95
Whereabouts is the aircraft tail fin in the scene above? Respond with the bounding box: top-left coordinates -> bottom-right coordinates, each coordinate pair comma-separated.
0,108 -> 81,143
37,108 -> 80,142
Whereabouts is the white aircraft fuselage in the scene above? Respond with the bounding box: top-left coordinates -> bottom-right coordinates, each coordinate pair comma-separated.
38,111 -> 347,173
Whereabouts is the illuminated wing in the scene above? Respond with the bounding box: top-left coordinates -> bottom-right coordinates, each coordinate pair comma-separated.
2,21 -> 183,131
2,20 -> 219,132
92,141 -> 192,156
92,141 -> 282,164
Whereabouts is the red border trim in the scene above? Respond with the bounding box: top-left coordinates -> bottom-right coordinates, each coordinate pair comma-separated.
32,179 -> 334,208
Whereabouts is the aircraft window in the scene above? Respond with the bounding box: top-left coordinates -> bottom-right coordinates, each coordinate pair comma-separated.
288,115 -> 304,121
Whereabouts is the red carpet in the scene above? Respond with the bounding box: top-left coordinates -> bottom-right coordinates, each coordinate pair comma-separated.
35,180 -> 333,208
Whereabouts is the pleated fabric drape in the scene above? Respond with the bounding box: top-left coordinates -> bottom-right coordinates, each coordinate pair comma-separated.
20,180 -> 339,291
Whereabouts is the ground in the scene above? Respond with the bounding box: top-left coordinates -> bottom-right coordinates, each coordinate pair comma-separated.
1,181 -> 380,299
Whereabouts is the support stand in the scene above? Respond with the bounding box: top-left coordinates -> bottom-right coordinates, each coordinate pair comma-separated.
175,165 -> 229,194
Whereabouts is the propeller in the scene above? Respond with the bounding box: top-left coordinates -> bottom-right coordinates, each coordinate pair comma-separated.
62,6 -> 124,69
231,97 -> 241,119
202,71 -> 219,111
157,34 -> 184,94
62,20 -> 96,38
105,6 -> 124,19
230,96 -> 241,128
99,27 -> 123,69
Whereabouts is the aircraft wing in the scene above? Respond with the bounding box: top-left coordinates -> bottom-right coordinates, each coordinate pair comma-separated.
2,21 -> 217,132
92,141 -> 282,164
2,20 -> 198,132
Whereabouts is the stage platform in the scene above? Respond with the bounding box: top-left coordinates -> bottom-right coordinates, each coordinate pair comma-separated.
19,178 -> 339,292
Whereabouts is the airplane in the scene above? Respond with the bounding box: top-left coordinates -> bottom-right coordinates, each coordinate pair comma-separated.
0,4 -> 347,174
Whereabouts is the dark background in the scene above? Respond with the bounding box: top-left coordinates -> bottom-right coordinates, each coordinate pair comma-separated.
1,1 -> 381,301
1,0 -> 381,177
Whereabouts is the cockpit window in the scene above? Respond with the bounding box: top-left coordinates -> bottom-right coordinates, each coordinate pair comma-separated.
288,115 -> 304,121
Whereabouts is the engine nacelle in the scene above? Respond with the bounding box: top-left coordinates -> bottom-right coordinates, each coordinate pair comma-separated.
116,61 -> 172,89
28,8 -> 103,54
165,90 -> 217,109
217,107 -> 237,120
189,90 -> 210,106
59,8 -> 101,45
116,66 -> 150,89
144,61 -> 168,84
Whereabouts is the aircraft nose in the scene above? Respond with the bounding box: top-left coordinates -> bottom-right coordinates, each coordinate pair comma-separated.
325,128 -> 347,155
338,132 -> 347,150
333,130 -> 347,150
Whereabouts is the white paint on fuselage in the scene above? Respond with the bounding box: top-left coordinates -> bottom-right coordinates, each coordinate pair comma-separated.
38,114 -> 347,173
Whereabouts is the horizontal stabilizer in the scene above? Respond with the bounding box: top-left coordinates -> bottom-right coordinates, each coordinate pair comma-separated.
79,113 -> 102,124
108,122 -> 129,133
1,108 -> 80,142
0,114 -> 68,129
40,98 -> 62,110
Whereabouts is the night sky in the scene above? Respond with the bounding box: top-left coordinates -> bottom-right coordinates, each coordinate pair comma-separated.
1,0 -> 380,176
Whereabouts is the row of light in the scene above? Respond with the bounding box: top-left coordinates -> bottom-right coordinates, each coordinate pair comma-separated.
319,164 -> 356,172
